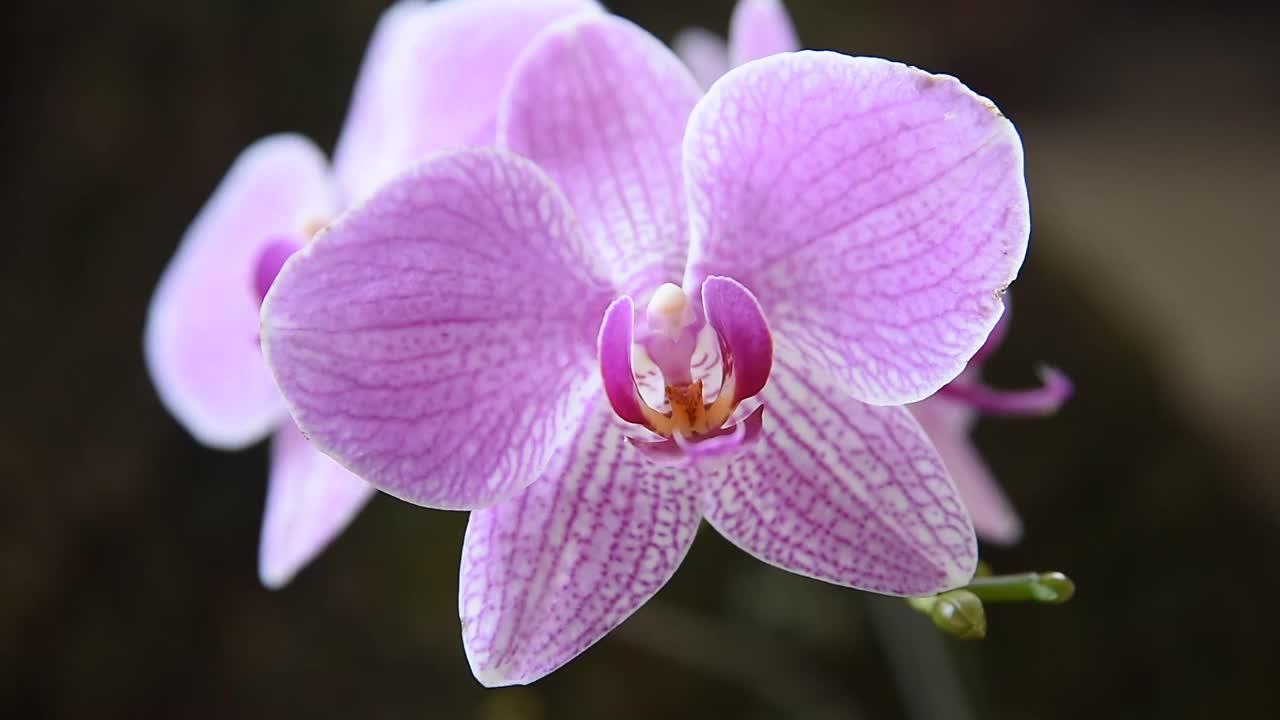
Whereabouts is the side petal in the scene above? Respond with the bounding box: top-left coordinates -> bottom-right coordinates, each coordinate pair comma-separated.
262,149 -> 616,510
672,27 -> 730,88
728,0 -> 801,67
259,422 -> 376,589
683,52 -> 1029,405
460,399 -> 702,686
909,397 -> 1022,545
500,13 -> 702,297
332,0 -> 604,203
144,134 -> 338,449
700,342 -> 978,596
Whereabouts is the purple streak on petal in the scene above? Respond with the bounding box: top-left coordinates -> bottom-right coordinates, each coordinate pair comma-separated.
145,134 -> 338,449
500,13 -> 702,297
728,0 -> 800,67
253,237 -> 303,305
460,399 -> 702,686
672,27 -> 730,88
332,0 -> 604,203
629,404 -> 765,466
940,365 -> 1073,417
683,52 -> 1030,406
909,397 -> 1021,545
598,295 -> 648,425
262,149 -> 616,510
700,342 -> 978,595
700,275 -> 772,402
258,422 -> 376,588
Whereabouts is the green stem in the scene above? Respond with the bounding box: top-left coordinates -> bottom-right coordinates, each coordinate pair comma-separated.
964,571 -> 1075,604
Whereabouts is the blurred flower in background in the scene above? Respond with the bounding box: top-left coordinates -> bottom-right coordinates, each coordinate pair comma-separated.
142,0 -> 601,588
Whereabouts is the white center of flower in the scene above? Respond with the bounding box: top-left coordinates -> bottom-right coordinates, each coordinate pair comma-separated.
645,283 -> 692,340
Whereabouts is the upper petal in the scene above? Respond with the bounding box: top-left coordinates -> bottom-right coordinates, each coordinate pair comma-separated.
332,0 -> 604,203
144,134 -> 338,449
909,397 -> 1022,545
672,27 -> 730,88
683,52 -> 1029,405
259,422 -> 377,589
499,13 -> 702,297
700,341 -> 978,595
261,149 -> 616,510
728,0 -> 801,67
460,398 -> 702,686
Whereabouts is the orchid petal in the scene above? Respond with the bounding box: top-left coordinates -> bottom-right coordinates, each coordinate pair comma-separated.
259,422 -> 376,588
332,0 -> 604,203
728,0 -> 800,67
700,342 -> 978,595
145,134 -> 338,449
909,397 -> 1021,545
500,14 -> 702,297
672,27 -> 730,88
968,296 -> 1012,366
262,149 -> 616,510
683,52 -> 1030,405
460,400 -> 702,686
598,296 -> 648,425
700,275 -> 772,403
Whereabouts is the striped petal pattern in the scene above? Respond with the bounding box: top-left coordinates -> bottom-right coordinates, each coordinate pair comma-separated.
700,341 -> 978,595
500,14 -> 702,297
460,400 -> 702,686
262,149 -> 616,510
683,52 -> 1029,405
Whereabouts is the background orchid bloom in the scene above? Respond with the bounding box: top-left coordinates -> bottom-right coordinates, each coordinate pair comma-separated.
262,13 -> 1029,684
909,306 -> 1073,544
143,0 -> 601,588
672,0 -> 799,87
676,0 -> 1073,545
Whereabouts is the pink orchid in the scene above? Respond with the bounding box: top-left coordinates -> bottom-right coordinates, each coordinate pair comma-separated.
143,0 -> 601,588
262,13 -> 1029,685
676,0 -> 1072,545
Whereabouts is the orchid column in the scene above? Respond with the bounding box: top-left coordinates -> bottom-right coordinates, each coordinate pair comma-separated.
262,13 -> 1031,684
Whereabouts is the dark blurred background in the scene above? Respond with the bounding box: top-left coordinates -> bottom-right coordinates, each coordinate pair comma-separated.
3,1 -> 1277,718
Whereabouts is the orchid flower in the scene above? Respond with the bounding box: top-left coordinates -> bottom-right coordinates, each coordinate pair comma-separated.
143,0 -> 601,588
675,0 -> 1072,545
909,307 -> 1072,544
262,13 -> 1029,685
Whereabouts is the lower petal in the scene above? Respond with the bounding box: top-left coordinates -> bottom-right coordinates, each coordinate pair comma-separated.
259,423 -> 376,589
909,398 -> 1022,545
700,343 -> 978,596
460,398 -> 702,686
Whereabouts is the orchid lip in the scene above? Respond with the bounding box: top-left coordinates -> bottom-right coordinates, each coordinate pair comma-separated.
628,404 -> 766,466
252,236 -> 304,306
597,276 -> 772,448
939,365 -> 1073,417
